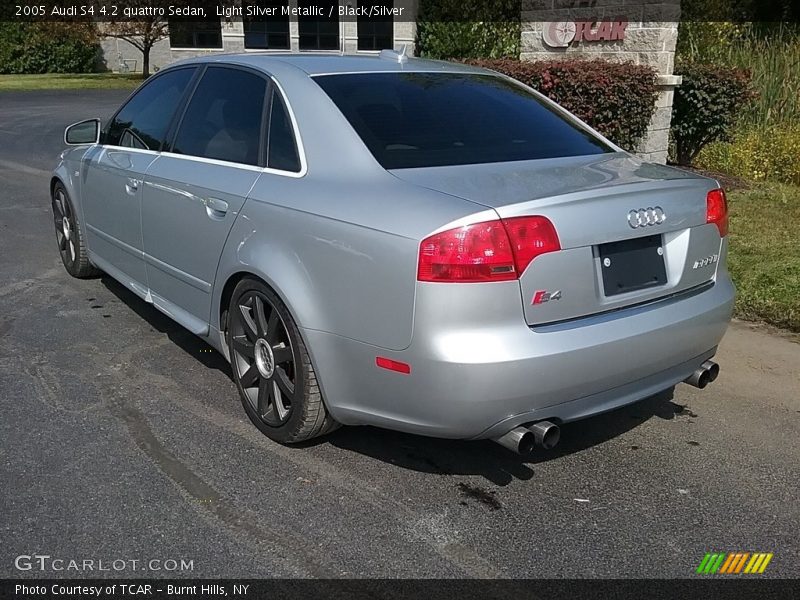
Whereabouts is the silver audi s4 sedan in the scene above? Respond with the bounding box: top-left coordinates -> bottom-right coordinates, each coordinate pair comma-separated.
52,52 -> 734,453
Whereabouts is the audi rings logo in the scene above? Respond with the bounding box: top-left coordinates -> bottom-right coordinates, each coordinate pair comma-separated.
627,206 -> 666,228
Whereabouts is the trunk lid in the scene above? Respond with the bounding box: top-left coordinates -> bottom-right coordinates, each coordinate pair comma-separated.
392,153 -> 725,325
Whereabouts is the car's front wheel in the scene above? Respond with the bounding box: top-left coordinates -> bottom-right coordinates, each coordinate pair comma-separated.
51,182 -> 99,278
227,278 -> 338,444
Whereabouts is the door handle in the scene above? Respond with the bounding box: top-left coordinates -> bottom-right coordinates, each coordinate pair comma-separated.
125,178 -> 139,195
204,197 -> 228,219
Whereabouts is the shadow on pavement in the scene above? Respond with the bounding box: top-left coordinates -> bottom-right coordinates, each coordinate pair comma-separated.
100,274 -> 688,485
101,275 -> 231,376
322,387 -> 683,486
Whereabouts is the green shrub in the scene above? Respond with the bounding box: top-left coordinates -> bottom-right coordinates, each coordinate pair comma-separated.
677,23 -> 800,130
417,0 -> 519,59
696,124 -> 800,185
0,23 -> 100,74
670,62 -> 757,165
465,59 -> 658,151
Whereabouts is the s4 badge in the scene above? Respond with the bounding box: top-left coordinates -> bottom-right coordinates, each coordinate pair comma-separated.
531,290 -> 562,305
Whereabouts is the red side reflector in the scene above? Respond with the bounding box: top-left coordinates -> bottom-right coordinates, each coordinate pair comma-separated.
706,188 -> 728,237
376,357 -> 411,374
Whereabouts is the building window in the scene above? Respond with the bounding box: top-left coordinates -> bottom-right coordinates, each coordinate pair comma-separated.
298,0 -> 339,50
168,18 -> 223,49
357,1 -> 394,51
244,15 -> 291,49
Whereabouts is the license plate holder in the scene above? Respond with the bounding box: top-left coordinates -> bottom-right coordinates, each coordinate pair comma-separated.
599,234 -> 667,297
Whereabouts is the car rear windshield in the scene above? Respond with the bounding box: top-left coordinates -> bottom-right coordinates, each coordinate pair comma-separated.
313,72 -> 613,169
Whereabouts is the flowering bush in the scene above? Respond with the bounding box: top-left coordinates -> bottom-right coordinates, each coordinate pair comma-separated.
465,58 -> 659,151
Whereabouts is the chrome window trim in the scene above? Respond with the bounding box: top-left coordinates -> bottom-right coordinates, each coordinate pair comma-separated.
100,145 -> 160,157
159,151 -> 266,174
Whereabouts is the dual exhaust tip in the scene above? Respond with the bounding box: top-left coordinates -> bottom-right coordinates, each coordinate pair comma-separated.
494,361 -> 721,455
684,360 -> 720,390
493,421 -> 560,456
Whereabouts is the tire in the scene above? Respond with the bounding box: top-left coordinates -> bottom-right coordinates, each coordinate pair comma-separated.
51,182 -> 100,278
227,278 -> 339,444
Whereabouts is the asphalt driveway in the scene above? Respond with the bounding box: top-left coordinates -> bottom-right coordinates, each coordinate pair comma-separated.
1,90 -> 798,579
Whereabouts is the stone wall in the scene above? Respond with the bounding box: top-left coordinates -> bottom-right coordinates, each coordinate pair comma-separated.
521,14 -> 681,163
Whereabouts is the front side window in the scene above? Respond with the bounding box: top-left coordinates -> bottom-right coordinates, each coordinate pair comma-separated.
298,0 -> 339,50
314,72 -> 613,169
267,89 -> 301,173
357,1 -> 393,50
105,68 -> 195,150
169,18 -> 223,49
172,67 -> 267,166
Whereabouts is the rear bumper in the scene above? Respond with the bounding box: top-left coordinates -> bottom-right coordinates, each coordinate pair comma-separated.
305,274 -> 735,439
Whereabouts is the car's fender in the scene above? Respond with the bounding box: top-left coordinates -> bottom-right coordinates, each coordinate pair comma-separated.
51,145 -> 95,235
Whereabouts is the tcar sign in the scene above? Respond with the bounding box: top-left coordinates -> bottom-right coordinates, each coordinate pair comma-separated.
543,20 -> 628,47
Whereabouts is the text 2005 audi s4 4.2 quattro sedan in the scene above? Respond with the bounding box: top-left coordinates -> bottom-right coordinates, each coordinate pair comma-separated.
52,51 -> 734,454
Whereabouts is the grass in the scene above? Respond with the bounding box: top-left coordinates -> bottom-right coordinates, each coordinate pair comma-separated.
0,73 -> 143,92
727,182 -> 800,331
727,35 -> 800,130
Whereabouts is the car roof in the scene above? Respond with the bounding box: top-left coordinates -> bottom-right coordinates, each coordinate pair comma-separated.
169,53 -> 494,77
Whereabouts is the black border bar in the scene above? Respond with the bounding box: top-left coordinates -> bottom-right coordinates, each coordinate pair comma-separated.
3,579 -> 800,600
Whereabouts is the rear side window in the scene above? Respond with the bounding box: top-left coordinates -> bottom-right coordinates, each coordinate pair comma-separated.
172,67 -> 267,166
106,68 -> 195,150
267,89 -> 301,173
314,73 -> 613,169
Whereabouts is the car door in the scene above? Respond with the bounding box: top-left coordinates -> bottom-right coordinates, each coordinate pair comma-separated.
140,66 -> 269,335
80,67 -> 197,297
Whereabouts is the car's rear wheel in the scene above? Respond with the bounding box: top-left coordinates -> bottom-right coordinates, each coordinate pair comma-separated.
227,278 -> 338,443
51,182 -> 100,278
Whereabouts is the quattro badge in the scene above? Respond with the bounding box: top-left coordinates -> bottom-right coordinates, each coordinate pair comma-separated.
693,254 -> 719,269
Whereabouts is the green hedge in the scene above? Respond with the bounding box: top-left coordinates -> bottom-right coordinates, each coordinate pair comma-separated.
0,23 -> 100,74
670,62 -> 756,165
416,0 -> 519,60
465,59 -> 659,151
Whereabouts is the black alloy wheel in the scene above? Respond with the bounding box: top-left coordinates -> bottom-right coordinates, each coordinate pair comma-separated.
227,278 -> 338,443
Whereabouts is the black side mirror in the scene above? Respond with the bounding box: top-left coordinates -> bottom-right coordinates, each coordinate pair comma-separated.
64,119 -> 101,145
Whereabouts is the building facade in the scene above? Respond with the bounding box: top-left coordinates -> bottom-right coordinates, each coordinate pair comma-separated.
101,0 -> 417,74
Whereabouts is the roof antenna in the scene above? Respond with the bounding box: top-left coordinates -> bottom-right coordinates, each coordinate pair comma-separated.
379,44 -> 409,64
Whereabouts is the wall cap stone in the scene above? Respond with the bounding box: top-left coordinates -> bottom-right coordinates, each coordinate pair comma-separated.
657,74 -> 682,86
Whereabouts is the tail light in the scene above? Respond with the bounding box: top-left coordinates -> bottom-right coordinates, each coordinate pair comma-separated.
706,188 -> 728,237
417,216 -> 560,283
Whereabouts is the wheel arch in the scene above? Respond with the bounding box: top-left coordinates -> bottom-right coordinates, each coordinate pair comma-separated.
50,176 -> 62,197
50,167 -> 85,231
216,269 -> 304,337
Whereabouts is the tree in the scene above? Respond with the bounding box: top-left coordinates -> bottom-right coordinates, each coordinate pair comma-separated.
103,12 -> 169,77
